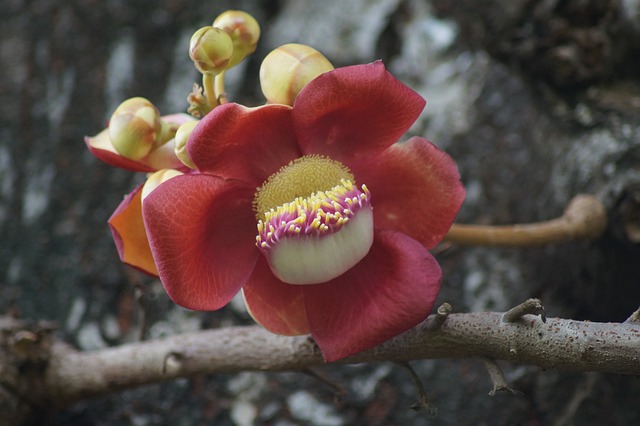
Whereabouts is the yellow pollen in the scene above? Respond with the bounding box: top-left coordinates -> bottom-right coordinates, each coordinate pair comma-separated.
253,155 -> 354,218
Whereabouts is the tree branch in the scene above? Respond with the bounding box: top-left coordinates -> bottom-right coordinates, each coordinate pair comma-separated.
445,194 -> 607,246
3,299 -> 637,410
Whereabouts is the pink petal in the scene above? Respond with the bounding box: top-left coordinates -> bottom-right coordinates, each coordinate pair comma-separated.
242,256 -> 310,335
292,61 -> 425,163
303,229 -> 442,362
108,184 -> 158,276
187,103 -> 301,186
143,174 -> 259,310
162,113 -> 196,126
351,137 -> 465,249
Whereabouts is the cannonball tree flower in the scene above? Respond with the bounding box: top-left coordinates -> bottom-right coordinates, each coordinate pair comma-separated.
142,61 -> 465,361
85,99 -> 195,275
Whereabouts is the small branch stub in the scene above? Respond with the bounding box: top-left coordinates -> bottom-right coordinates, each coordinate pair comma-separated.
624,307 -> 640,324
427,303 -> 452,331
503,299 -> 546,323
162,352 -> 184,375
482,358 -> 522,396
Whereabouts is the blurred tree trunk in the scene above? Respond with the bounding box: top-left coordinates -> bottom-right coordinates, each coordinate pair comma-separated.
2,0 -> 640,425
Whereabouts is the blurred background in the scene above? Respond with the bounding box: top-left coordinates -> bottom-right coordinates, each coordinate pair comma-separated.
2,0 -> 640,424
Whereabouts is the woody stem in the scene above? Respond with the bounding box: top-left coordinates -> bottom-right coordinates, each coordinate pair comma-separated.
445,194 -> 606,247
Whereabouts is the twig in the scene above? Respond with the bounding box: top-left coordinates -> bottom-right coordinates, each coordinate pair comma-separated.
301,368 -> 347,402
445,194 -> 607,247
482,358 -> 522,396
503,299 -> 546,323
551,373 -> 598,426
133,285 -> 147,341
396,361 -> 437,415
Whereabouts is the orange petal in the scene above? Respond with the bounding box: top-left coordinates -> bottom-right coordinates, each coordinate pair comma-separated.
108,185 -> 158,276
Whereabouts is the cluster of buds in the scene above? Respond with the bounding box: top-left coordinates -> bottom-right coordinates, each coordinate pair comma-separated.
188,10 -> 261,116
90,9 -> 338,175
189,10 -> 261,74
86,9 -> 340,274
187,10 -> 336,114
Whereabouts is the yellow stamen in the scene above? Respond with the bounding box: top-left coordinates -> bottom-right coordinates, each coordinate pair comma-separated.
253,155 -> 354,218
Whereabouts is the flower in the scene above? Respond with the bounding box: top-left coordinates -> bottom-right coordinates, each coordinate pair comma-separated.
142,61 -> 465,361
85,110 -> 195,275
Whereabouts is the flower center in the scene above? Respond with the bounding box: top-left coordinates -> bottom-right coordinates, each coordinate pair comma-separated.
254,155 -> 355,216
253,155 -> 374,285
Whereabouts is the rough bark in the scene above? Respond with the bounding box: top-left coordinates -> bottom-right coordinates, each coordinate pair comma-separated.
3,301 -> 640,423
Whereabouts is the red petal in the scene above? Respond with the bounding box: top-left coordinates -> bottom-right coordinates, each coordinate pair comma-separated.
242,256 -> 310,335
352,137 -> 465,249
303,229 -> 442,362
108,184 -> 158,276
187,103 -> 301,186
143,174 -> 259,310
292,61 -> 425,163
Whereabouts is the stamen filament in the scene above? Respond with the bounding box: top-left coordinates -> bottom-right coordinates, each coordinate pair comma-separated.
256,179 -> 370,250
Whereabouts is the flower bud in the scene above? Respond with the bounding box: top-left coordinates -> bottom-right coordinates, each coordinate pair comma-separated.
142,169 -> 184,202
108,97 -> 162,160
174,120 -> 199,169
213,10 -> 260,68
260,44 -> 334,105
189,26 -> 234,75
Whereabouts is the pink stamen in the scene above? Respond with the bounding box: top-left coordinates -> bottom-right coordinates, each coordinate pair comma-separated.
256,180 -> 371,253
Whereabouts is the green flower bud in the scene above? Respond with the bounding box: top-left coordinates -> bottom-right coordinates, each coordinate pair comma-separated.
213,10 -> 260,68
259,44 -> 334,106
174,120 -> 199,169
189,26 -> 234,75
108,97 -> 162,160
